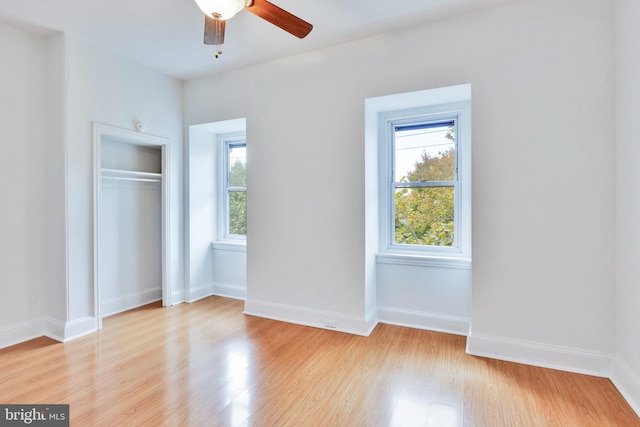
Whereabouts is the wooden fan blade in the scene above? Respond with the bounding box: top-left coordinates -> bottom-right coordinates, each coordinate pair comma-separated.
245,0 -> 312,39
204,15 -> 226,45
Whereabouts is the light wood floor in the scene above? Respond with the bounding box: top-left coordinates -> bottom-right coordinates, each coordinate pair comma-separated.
1,297 -> 638,426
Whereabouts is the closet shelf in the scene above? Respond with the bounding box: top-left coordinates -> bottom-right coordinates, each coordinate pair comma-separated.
101,168 -> 162,182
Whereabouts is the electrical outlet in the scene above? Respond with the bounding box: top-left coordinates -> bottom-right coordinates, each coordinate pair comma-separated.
324,320 -> 337,329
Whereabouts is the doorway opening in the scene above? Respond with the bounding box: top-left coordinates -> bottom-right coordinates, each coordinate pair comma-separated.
93,123 -> 171,329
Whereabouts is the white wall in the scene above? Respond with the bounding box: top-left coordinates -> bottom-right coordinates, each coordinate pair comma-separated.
65,36 -> 184,330
377,263 -> 471,334
463,0 -> 615,375
46,33 -> 69,331
211,246 -> 246,299
0,22 -> 49,345
187,126 -> 217,301
185,0 -> 616,360
613,0 -> 640,414
185,52 -> 376,335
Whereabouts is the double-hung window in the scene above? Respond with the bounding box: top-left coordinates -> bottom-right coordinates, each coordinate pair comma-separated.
391,118 -> 457,248
220,135 -> 247,241
375,88 -> 471,264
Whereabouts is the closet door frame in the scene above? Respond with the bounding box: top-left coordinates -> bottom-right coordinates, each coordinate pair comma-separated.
93,123 -> 171,329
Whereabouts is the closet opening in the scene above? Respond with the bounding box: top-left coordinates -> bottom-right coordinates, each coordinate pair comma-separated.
93,123 -> 171,329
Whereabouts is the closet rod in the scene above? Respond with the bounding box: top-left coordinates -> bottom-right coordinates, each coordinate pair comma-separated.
101,175 -> 161,183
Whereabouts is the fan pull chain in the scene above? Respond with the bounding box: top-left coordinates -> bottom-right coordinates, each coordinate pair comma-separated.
215,45 -> 222,59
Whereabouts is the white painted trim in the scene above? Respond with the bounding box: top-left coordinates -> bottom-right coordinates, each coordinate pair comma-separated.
0,316 -> 96,349
211,241 -> 247,252
244,299 -> 378,336
172,290 -> 186,305
216,131 -> 247,242
63,316 -> 98,342
44,317 -> 66,342
378,306 -> 469,336
466,333 -> 613,377
212,282 -> 246,300
186,283 -> 215,303
101,288 -> 162,317
366,306 -> 379,332
611,358 -> 640,417
376,253 -> 471,269
0,318 -> 49,350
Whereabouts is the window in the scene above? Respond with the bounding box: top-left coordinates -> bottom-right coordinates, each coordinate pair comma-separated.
371,86 -> 471,264
391,119 -> 457,248
219,134 -> 246,241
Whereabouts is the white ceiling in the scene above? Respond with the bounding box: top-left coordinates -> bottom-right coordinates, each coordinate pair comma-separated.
0,0 -> 517,81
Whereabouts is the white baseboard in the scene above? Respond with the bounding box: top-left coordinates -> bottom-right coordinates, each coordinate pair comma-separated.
378,306 -> 469,336
186,282 -> 214,303
0,315 -> 98,349
212,282 -> 246,300
62,316 -> 97,342
0,317 -> 49,350
244,298 -> 378,336
44,317 -> 66,342
171,289 -> 185,305
185,282 -> 247,303
466,333 -> 613,377
101,288 -> 162,317
611,358 -> 640,417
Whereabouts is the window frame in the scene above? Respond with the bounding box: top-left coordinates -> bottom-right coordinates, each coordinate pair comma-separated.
217,132 -> 247,244
378,101 -> 471,262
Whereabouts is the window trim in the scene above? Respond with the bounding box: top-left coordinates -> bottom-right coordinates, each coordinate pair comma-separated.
217,132 -> 247,244
378,100 -> 471,262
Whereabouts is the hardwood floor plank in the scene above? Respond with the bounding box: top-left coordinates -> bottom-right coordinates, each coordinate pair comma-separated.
0,296 -> 638,426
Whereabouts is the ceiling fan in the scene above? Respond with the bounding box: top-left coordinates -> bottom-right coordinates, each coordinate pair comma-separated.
193,0 -> 313,58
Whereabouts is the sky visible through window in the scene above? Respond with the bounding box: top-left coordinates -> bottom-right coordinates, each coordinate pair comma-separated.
394,125 -> 453,182
229,145 -> 246,167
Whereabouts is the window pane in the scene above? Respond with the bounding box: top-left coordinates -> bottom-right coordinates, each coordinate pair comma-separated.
228,191 -> 247,236
394,187 -> 454,246
394,123 -> 455,182
228,144 -> 246,187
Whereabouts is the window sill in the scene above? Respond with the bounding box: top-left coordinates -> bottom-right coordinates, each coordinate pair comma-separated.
211,241 -> 247,252
376,253 -> 471,270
